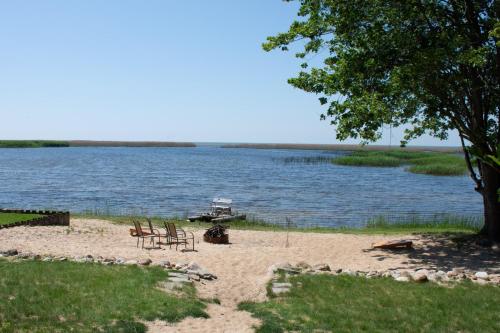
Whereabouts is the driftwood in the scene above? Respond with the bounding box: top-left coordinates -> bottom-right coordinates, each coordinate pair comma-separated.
372,239 -> 413,249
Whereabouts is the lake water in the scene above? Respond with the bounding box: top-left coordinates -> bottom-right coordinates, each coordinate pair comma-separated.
0,146 -> 482,227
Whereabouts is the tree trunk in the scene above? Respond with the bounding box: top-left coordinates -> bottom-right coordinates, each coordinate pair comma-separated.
480,164 -> 500,241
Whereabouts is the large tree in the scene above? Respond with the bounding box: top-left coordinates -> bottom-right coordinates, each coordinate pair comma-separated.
264,0 -> 500,240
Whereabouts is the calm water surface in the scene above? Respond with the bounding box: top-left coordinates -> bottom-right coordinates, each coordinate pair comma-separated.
0,147 -> 482,227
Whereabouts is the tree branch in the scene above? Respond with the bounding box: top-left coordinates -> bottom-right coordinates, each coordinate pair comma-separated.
460,133 -> 484,193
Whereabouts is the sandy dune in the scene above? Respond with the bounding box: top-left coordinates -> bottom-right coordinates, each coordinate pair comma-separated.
1,218 -> 498,332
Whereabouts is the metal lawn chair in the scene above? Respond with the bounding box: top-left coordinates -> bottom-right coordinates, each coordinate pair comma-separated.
164,222 -> 195,251
132,220 -> 160,249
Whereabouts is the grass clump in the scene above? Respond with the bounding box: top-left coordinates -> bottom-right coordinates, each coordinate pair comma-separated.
0,140 -> 69,148
0,260 -> 207,332
331,150 -> 468,176
408,163 -> 467,176
240,274 -> 500,333
0,213 -> 42,226
331,154 -> 401,167
365,215 -> 481,234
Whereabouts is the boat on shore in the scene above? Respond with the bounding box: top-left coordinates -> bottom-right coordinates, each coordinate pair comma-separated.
188,198 -> 246,223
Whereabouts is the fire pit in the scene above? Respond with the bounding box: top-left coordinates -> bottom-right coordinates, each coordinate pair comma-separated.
204,224 -> 229,244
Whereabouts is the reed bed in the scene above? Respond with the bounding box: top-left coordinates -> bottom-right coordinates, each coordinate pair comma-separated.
331,150 -> 468,176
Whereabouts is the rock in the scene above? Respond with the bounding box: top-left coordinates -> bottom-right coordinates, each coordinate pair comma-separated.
430,270 -> 447,282
313,263 -> 331,272
1,249 -> 18,257
159,260 -> 171,267
343,269 -> 356,276
395,276 -> 410,282
175,262 -> 188,270
296,261 -> 311,270
475,271 -> 489,280
115,258 -> 125,265
273,282 -> 292,288
169,276 -> 191,284
188,274 -> 201,282
125,260 -> 138,266
56,257 -> 67,262
272,287 -> 289,295
413,269 -> 429,283
169,272 -> 189,278
42,257 -> 53,262
103,258 -> 115,264
187,261 -> 202,271
73,255 -> 85,263
139,258 -> 152,266
268,262 -> 292,274
400,270 -> 412,278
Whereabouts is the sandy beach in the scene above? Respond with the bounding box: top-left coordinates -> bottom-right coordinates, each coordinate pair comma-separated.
1,218 -> 498,332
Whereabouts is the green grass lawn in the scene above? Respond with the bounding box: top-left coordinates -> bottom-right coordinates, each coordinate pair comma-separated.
0,213 -> 43,226
331,150 -> 468,176
239,274 -> 500,333
75,213 -> 481,235
0,260 -> 207,332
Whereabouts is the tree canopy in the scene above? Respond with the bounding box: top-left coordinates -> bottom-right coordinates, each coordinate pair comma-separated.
264,0 -> 500,239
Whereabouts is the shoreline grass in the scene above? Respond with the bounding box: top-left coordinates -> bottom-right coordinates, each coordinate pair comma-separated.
0,213 -> 43,226
239,274 -> 500,333
0,140 -> 69,148
0,259 -> 207,332
74,213 -> 482,235
331,150 -> 468,176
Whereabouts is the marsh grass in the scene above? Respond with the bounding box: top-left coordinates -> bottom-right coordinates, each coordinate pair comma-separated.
0,140 -> 69,148
239,274 -> 500,333
0,213 -> 42,226
75,213 -> 481,235
0,260 -> 207,332
365,215 -> 481,233
280,156 -> 334,164
331,150 -> 468,176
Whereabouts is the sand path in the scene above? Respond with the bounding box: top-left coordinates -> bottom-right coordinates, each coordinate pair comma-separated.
1,218 -> 498,332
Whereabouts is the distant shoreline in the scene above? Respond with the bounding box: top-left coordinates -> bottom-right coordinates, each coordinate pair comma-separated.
68,140 -> 196,148
220,143 -> 462,153
0,140 -> 462,152
0,140 -> 196,148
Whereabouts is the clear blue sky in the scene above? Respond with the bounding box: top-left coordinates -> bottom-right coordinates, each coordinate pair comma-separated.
0,0 -> 460,146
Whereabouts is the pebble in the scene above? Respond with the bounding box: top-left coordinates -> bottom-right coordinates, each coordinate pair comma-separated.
1,249 -> 18,257
395,276 -> 410,282
115,258 -> 125,265
138,258 -> 152,266
475,271 -> 489,280
313,263 -> 331,272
